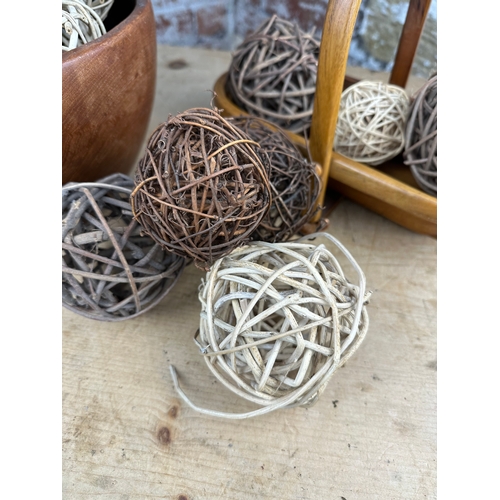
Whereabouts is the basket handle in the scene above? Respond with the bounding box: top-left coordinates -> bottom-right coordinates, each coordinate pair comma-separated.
390,0 -> 432,88
308,0 -> 362,223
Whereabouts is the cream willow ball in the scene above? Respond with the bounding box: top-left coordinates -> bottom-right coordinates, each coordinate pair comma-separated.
62,0 -> 114,52
334,81 -> 410,166
170,233 -> 371,419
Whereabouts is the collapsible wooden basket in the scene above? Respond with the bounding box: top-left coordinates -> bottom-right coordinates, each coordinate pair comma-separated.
214,0 -> 436,236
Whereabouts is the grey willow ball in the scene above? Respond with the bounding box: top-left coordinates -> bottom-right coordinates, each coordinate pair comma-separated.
62,173 -> 185,321
403,74 -> 437,196
130,107 -> 272,270
229,116 -> 321,242
226,15 -> 320,136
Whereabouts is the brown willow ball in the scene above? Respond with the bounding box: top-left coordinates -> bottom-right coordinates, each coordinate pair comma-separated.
130,108 -> 272,270
226,15 -> 320,136
403,74 -> 437,196
229,116 -> 321,242
62,173 -> 186,321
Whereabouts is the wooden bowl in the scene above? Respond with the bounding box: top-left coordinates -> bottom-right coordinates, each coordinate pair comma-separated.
62,0 -> 157,185
214,72 -> 437,237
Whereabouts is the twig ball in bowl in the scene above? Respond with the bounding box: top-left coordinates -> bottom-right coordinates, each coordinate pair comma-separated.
62,173 -> 186,321
334,80 -> 410,166
62,0 -> 108,51
130,108 -> 273,270
229,116 -> 321,242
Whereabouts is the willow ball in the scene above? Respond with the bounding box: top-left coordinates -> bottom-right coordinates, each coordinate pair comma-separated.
85,0 -> 115,21
62,0 -> 108,52
229,116 -> 321,242
403,74 -> 437,196
334,80 -> 410,166
226,15 -> 320,136
171,233 -> 371,419
130,108 -> 272,270
62,173 -> 185,321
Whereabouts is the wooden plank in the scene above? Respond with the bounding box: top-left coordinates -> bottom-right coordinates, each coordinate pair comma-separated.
62,44 -> 436,500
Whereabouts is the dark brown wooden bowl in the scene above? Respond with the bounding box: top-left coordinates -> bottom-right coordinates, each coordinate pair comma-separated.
62,0 -> 157,185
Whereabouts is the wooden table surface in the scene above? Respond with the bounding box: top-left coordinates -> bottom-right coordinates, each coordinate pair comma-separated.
62,45 -> 437,500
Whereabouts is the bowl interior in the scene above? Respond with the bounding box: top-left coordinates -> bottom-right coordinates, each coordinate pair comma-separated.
103,0 -> 136,32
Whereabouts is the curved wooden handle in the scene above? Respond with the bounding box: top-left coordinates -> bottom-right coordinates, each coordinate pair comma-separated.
308,0 -> 363,222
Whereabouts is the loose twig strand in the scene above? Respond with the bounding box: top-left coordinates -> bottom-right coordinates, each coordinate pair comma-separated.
226,15 -> 320,136
229,116 -> 322,242
170,232 -> 371,419
62,0 -> 113,52
403,74 -> 437,196
62,173 -> 185,321
131,107 -> 273,271
334,81 -> 410,166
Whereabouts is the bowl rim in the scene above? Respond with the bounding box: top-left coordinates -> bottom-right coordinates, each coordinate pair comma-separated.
62,0 -> 150,62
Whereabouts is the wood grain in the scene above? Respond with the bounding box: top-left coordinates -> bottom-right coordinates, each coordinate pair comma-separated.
63,198 -> 437,499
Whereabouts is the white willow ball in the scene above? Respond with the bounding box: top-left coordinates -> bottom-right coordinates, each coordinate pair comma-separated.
85,0 -> 115,22
170,233 -> 371,419
62,0 -> 109,52
334,80 -> 410,166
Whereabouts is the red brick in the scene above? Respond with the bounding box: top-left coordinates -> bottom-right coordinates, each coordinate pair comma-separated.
197,4 -> 227,37
156,15 -> 171,30
176,9 -> 195,35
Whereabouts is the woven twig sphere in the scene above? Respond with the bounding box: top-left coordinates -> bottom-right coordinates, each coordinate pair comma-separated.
130,108 -> 272,270
403,74 -> 437,196
229,116 -> 321,242
226,15 -> 320,136
85,0 -> 115,21
62,0 -> 107,51
170,233 -> 371,419
334,81 -> 410,166
62,173 -> 185,321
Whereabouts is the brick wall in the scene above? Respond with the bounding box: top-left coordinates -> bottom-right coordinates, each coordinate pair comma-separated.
151,0 -> 437,78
